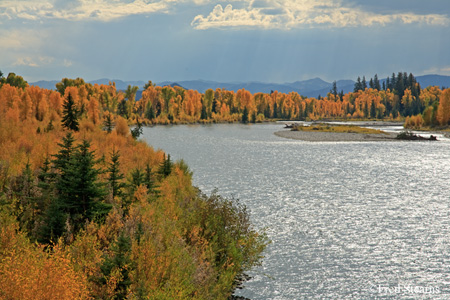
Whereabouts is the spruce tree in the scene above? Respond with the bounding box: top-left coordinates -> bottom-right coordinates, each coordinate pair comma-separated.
130,119 -> 143,140
362,76 -> 367,90
331,81 -> 338,98
62,93 -> 79,131
374,74 -> 381,90
354,76 -> 363,92
241,106 -> 249,123
104,113 -> 114,133
158,154 -> 172,178
370,99 -> 376,118
144,163 -> 155,192
107,148 -> 126,200
100,233 -> 133,300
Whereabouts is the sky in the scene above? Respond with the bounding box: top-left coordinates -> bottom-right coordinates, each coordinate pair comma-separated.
1,0 -> 450,83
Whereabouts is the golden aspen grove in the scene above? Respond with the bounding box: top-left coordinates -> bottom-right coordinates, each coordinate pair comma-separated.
0,70 -> 449,299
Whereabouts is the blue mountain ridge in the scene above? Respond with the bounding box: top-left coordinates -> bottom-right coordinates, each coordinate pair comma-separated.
30,75 -> 450,98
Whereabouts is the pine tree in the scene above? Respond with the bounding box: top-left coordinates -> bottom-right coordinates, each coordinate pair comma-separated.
200,104 -> 208,120
130,118 -> 143,140
374,74 -> 381,90
104,113 -> 114,133
145,102 -> 155,120
144,163 -> 155,192
241,106 -> 249,123
331,81 -> 338,98
354,76 -> 363,92
100,233 -> 133,300
158,154 -> 172,178
62,93 -> 79,131
370,99 -> 376,118
362,76 -> 367,90
52,135 -> 109,236
107,148 -> 126,200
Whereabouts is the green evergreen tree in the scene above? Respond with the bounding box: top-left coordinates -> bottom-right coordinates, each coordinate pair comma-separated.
100,233 -> 133,300
362,76 -> 367,90
158,154 -> 173,178
117,99 -> 128,119
104,114 -> 114,133
144,163 -> 155,192
200,104 -> 208,120
145,102 -> 155,120
130,118 -> 143,140
107,148 -> 126,200
331,81 -> 338,98
52,135 -> 109,236
354,76 -> 363,92
374,74 -> 381,90
62,93 -> 79,131
370,99 -> 376,118
241,106 -> 249,123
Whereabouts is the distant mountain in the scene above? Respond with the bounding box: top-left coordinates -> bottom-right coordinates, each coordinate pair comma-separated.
29,79 -> 147,91
89,79 -> 147,90
156,78 -> 348,97
416,75 -> 450,89
29,80 -> 59,90
29,74 -> 450,98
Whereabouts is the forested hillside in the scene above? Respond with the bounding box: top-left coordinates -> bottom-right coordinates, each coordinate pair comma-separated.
0,72 -> 268,299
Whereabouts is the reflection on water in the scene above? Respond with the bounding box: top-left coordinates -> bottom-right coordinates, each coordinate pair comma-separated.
142,123 -> 450,299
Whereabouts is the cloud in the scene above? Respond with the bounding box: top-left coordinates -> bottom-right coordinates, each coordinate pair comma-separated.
423,66 -> 450,75
0,0 -> 172,22
14,57 -> 39,67
191,0 -> 450,30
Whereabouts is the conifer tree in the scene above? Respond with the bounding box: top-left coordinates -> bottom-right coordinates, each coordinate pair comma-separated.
107,148 -> 126,200
374,74 -> 381,90
241,106 -> 249,123
62,93 -> 79,131
158,154 -> 173,178
354,76 -> 363,92
144,163 -> 155,192
130,118 -> 143,140
104,113 -> 114,133
100,233 -> 133,300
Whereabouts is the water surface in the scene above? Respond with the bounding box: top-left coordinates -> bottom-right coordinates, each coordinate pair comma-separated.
142,123 -> 450,299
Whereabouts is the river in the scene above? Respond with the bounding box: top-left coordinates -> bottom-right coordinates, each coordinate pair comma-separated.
142,123 -> 450,299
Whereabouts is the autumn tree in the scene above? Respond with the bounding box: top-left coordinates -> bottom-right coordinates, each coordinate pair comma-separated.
437,89 -> 450,126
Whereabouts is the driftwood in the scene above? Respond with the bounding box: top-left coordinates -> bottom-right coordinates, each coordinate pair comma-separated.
396,131 -> 437,141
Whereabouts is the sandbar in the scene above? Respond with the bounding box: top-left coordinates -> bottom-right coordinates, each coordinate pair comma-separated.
274,130 -> 398,142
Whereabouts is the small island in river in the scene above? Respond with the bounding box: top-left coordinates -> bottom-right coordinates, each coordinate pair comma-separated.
275,123 -> 437,142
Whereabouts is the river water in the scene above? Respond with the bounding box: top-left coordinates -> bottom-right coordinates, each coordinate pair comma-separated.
142,123 -> 450,299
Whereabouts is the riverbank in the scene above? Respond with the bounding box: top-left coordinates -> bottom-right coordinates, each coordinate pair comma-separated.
274,129 -> 398,142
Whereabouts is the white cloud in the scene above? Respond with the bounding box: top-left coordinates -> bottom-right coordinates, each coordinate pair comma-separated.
63,59 -> 73,67
191,0 -> 450,30
13,57 -> 39,67
0,0 -> 172,22
423,66 -> 450,75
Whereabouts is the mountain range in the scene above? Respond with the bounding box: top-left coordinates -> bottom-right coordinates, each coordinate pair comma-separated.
30,75 -> 450,98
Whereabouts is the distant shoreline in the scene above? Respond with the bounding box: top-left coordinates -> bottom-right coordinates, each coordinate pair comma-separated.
274,130 -> 398,142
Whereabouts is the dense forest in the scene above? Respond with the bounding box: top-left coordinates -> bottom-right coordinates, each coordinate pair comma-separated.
0,71 -> 268,299
13,71 -> 448,128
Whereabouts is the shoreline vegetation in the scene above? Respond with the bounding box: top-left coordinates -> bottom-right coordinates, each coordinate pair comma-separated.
0,72 -> 269,299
